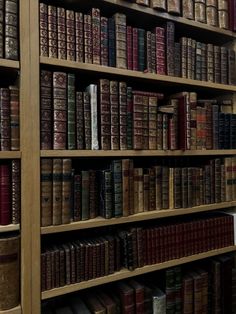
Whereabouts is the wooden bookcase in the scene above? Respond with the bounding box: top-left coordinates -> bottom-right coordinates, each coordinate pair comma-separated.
11,0 -> 236,313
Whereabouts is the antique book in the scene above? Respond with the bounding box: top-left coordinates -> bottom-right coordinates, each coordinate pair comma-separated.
11,159 -> 20,224
61,159 -> 72,224
206,5 -> 218,26
136,0 -> 149,5
100,170 -> 112,219
75,12 -> 84,62
174,42 -> 181,77
151,0 -> 167,10
0,164 -> 11,224
84,292 -> 106,313
112,160 -> 123,217
132,27 -> 138,71
84,14 -> 92,64
122,159 -> 130,216
66,10 -> 75,61
101,16 -> 108,66
0,234 -> 20,310
40,3 -> 48,57
127,86 -> 133,149
228,49 -> 236,85
57,7 -> 66,60
75,92 -> 84,149
214,45 -> 221,83
182,274 -> 193,314
195,2 -> 206,23
119,82 -> 127,150
108,17 -> 116,67
180,37 -> 187,78
110,80 -> 119,150
41,159 -> 52,226
127,26 -> 133,70
155,27 -> 165,75
91,8 -> 100,65
48,5 -> 57,58
81,170 -> 90,220
133,91 -> 143,149
134,168 -> 144,213
99,79 -> 111,150
5,0 -> 18,60
67,73 -> 76,149
96,291 -> 117,314
182,0 -> 194,19
9,86 -> 20,150
86,84 -> 99,150
52,158 -> 62,225
207,44 -> 214,82
41,70 -> 52,150
114,13 -> 127,69
167,0 -> 181,14
83,91 -> 91,149
220,46 -> 228,84
138,28 -> 145,72
148,94 -> 158,149
0,88 -> 10,151
166,22 -> 175,76
73,173 -> 81,221
53,72 -> 67,150
146,31 -> 152,73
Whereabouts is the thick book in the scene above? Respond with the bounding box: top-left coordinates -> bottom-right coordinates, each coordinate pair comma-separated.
112,160 -> 123,217
5,0 -> 18,60
41,159 -> 52,226
101,16 -> 108,66
84,14 -> 92,64
52,158 -> 62,225
67,73 -> 76,149
0,88 -> 10,151
66,10 -> 75,61
40,3 -> 48,57
91,8 -> 100,65
9,86 -> 20,151
166,22 -> 175,76
150,0 -> 167,10
110,80 -> 119,150
167,0 -> 181,14
119,82 -> 127,150
114,13 -> 127,69
83,91 -> 91,149
99,79 -> 111,150
61,159 -> 72,224
75,12 -> 84,62
48,5 -> 57,58
86,84 -> 99,150
41,70 -> 52,150
57,7 -> 66,60
75,92 -> 84,149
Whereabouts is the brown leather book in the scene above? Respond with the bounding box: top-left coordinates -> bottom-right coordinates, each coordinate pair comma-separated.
39,3 -> 48,57
97,291 -> 117,314
0,0 -> 3,58
66,10 -> 75,61
0,88 -> 10,151
119,82 -> 127,150
134,168 -> 144,213
84,14 -> 92,64
52,158 -> 62,225
85,292 -> 106,314
114,13 -> 127,69
62,159 -> 72,224
57,7 -> 66,60
110,80 -> 119,150
9,85 -> 19,151
91,8 -> 100,65
48,5 -> 57,58
5,0 -> 18,60
99,79 -> 111,150
41,158 -> 52,226
41,70 -> 52,150
122,159 -> 130,217
75,12 -> 84,63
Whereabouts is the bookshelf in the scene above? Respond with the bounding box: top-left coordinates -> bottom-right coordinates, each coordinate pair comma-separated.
0,224 -> 20,233
0,59 -> 19,69
0,306 -> 21,314
24,0 -> 236,313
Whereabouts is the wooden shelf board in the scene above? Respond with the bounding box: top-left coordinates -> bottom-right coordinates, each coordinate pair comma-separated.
41,149 -> 236,158
0,59 -> 19,69
41,201 -> 236,234
0,151 -> 21,159
0,224 -> 20,233
0,305 -> 21,314
40,57 -> 236,93
101,0 -> 236,39
42,246 -> 236,299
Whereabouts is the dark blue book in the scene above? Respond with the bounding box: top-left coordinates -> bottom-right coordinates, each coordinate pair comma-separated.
218,112 -> 225,149
108,17 -> 116,67
224,113 -> 231,149
230,114 -> 236,149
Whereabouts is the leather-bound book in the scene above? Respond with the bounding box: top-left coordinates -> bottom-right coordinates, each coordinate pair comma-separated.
75,91 -> 84,149
84,14 -> 92,64
52,159 -> 62,225
143,173 -> 150,211
212,104 -> 219,149
166,21 -> 175,76
119,82 -> 127,150
134,168 -> 144,213
136,0 -> 149,5
174,42 -> 181,77
66,10 -> 75,61
155,27 -> 165,75
148,94 -> 158,150
231,114 -> 236,149
9,85 -> 19,151
196,42 -> 202,81
110,81 -> 119,150
151,32 -> 156,74
5,0 -> 18,60
62,243 -> 71,285
151,0 -> 167,10
83,91 -> 91,149
133,91 -> 143,149
100,170 -> 112,219
41,159 -> 52,226
116,282 -> 134,309
132,27 -> 138,71
0,233 -> 20,310
128,280 -> 144,313
67,73 -> 75,150
213,45 -> 221,83
101,16 -> 108,66
39,3 -> 48,57
183,0 -> 194,19
0,88 -> 10,151
142,94 -> 149,150
195,2 -> 206,23
181,167 -> 188,208
41,252 -> 46,291
0,0 -> 3,58
75,12 -> 84,63
162,165 -> 169,209
41,70 -> 52,150
146,31 -> 152,73
85,293 -> 106,314
99,79 -> 111,150
11,159 -> 20,224
207,44 -> 214,82
187,38 -> 192,79
97,291 -> 117,314
57,7 -> 66,60
165,268 -> 176,313
127,86 -> 133,149
53,72 -> 67,150
228,49 -> 236,85
154,165 -> 162,210
114,13 -> 127,69
218,112 -> 225,149
225,113 -> 231,149
148,168 -> 156,211
61,159 -> 72,224
129,159 -> 134,214
108,17 -> 115,67
167,0 -> 181,14
91,8 -> 100,65
81,170 -> 89,220
201,43 -> 207,81
73,174 -> 81,221
220,46 -> 228,84
112,160 -> 122,217
122,159 -> 130,216
191,39 -> 196,80
180,37 -> 187,78
86,84 -> 99,150
127,26 -> 133,70
174,267 -> 182,313
48,5 -> 57,58
182,274 -> 193,314
138,28 -> 145,72
0,164 -> 10,225
162,113 -> 168,150
174,167 -> 181,208
89,170 -> 98,219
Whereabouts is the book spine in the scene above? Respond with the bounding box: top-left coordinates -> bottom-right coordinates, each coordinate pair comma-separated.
196,42 -> 202,81
205,102 -> 213,149
207,43 -> 214,82
0,164 -> 11,224
182,0 -> 194,19
84,14 -> 92,64
83,92 -> 91,149
133,92 -> 143,149
91,8 -> 100,65
66,10 -> 75,61
75,12 -> 84,63
41,70 -> 52,150
155,165 -> 162,210
89,170 -> 98,219
133,28 -> 138,71
9,86 -> 19,151
114,13 -> 127,69
52,158 -> 62,225
112,160 -> 123,217
5,0 -> 18,60
174,42 -> 181,77
225,157 -> 233,201
142,95 -> 149,150
108,17 -> 116,67
201,43 -> 207,81
86,84 -> 99,150
148,95 -> 158,150
143,173 -> 150,211
127,26 -> 133,70
181,37 -> 187,78
187,38 -> 192,79
214,45 -> 221,83
101,16 -> 108,66
48,5 -> 57,58
0,88 -> 10,151
110,80 -> 119,150
11,159 -> 20,224
195,2 -> 206,23
122,159 -> 130,217
166,22 -> 175,76
39,3 -> 48,57
62,159 -> 72,224
134,168 -> 144,213
221,46 -> 228,84
151,0 -> 167,10
41,159 -> 52,226
75,92 -> 84,149
151,32 -> 156,74
228,49 -> 236,85
167,0 -> 181,14
127,86 -> 133,150
146,31 -> 152,73
99,79 -> 111,150
73,174 -> 81,221
53,72 -> 67,150
81,171 -> 89,220
119,82 -> 127,150
67,73 -> 76,150
155,27 -> 166,75
138,28 -> 145,72
129,159 -> 134,215
57,7 -> 66,60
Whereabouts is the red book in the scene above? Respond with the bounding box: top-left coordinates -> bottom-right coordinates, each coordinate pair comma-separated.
0,88 -> 10,151
0,164 -> 11,225
154,27 -> 166,75
132,28 -> 138,71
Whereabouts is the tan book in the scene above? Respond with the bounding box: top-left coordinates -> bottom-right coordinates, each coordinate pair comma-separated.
134,168 -> 144,213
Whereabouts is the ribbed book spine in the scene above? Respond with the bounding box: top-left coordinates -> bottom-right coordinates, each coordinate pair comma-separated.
0,164 -> 11,225
151,0 -> 167,10
48,5 -> 57,58
81,170 -> 89,220
53,72 -> 67,150
138,28 -> 145,72
62,159 -> 72,224
201,43 -> 207,81
0,88 -> 10,151
122,159 -> 130,216
0,0 -> 3,58
183,0 -> 194,19
84,14 -> 92,64
133,28 -> 138,71
181,37 -> 187,78
221,46 -> 228,84
207,44 -> 214,82
146,31 -> 152,73
99,79 -> 111,150
166,22 -> 175,76
75,12 -> 84,63
76,92 -> 84,149
196,42 -> 202,81
187,38 -> 192,79
91,8 -> 100,65
174,43 -> 181,77
67,73 -> 76,150
9,85 -> 19,151
148,95 -> 158,150
39,3 -> 48,57
127,86 -> 133,150
214,45 -> 221,83
110,80 -> 119,150
101,16 -> 108,66
228,49 -> 236,85
5,0 -> 18,60
112,160 -> 122,217
155,27 -> 165,75
57,7 -> 66,60
114,13 -> 127,69
41,159 -> 52,226
89,169 -> 98,219
52,159 -> 62,225
119,82 -> 127,150
86,84 -> 99,150
133,92 -> 143,149
83,92 -> 91,149
100,170 -> 113,219
143,94 -> 149,150
167,0 -> 181,14
108,17 -> 115,67
41,70 -> 52,150
66,10 -> 75,61
127,26 -> 133,70
73,173 -> 81,221
11,159 -> 20,224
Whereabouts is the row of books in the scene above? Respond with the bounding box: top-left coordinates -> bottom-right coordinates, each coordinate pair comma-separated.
135,0 -> 235,31
39,5 -> 236,85
0,0 -> 18,60
42,254 -> 236,314
41,212 -> 234,291
0,86 -> 19,151
41,157 -> 236,226
41,71 -> 236,151
0,160 -> 20,225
